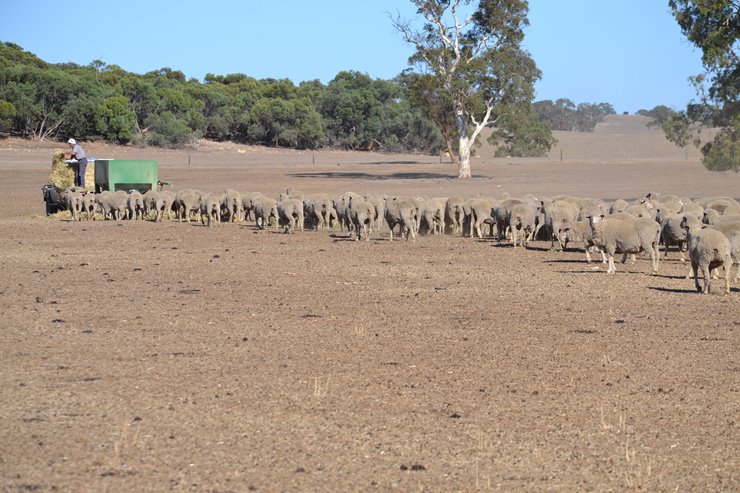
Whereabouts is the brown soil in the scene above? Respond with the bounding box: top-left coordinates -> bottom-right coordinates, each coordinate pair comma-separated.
1,116 -> 738,492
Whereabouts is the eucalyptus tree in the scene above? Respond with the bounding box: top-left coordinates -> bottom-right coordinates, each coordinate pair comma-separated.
667,0 -> 738,171
393,0 -> 542,177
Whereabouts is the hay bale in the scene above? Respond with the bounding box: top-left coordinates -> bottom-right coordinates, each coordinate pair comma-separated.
50,151 -> 74,193
84,161 -> 95,191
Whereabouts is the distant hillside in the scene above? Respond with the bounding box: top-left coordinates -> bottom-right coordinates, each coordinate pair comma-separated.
548,115 -> 705,161
481,115 -> 706,161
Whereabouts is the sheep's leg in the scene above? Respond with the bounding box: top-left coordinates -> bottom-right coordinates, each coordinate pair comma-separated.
722,261 -> 731,294
700,264 -> 712,294
606,254 -> 616,274
646,245 -> 658,274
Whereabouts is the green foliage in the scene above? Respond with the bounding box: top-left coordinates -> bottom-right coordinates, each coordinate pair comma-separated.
96,95 -> 137,143
702,115 -> 739,172
489,106 -> 557,157
145,111 -> 194,148
394,0 -> 548,176
638,105 -> 676,127
669,0 -> 739,171
0,99 -> 16,133
320,71 -> 384,149
534,99 -> 615,131
245,97 -> 324,149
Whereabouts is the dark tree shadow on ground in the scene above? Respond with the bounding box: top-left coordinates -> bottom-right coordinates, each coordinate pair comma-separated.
287,171 -> 492,181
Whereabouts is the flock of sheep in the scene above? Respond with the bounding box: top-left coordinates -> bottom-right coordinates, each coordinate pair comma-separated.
60,187 -> 740,294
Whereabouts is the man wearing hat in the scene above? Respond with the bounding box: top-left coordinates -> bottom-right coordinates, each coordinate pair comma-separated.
67,138 -> 88,188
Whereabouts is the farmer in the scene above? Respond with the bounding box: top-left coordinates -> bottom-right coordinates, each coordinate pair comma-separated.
67,138 -> 88,188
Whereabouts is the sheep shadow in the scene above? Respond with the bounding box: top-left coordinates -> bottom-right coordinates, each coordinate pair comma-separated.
650,285 -> 740,294
545,258 -> 589,264
648,286 -> 703,294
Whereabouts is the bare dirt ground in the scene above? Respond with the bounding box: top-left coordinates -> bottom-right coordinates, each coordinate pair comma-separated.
0,116 -> 738,492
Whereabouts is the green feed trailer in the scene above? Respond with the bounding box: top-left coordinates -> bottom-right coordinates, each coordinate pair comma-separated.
94,159 -> 158,193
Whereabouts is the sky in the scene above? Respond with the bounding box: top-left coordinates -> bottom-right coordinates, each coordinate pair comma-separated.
0,0 -> 705,114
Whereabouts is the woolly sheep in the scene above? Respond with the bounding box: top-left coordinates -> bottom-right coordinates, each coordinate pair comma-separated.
303,193 -> 334,230
443,197 -> 465,235
96,190 -> 129,221
277,198 -> 304,233
588,214 -> 661,274
684,222 -> 733,294
462,196 -> 496,238
221,189 -> 243,223
507,202 -> 539,248
81,192 -> 97,220
349,198 -> 375,241
609,199 -> 629,215
541,200 -> 579,251
384,197 -> 417,241
563,218 -> 607,264
175,189 -> 201,223
492,198 -> 524,241
660,214 -> 700,261
154,190 -> 177,222
63,188 -> 84,221
126,190 -> 145,220
199,193 -> 221,227
252,196 -> 278,230
707,221 -> 740,282
419,197 -> 448,235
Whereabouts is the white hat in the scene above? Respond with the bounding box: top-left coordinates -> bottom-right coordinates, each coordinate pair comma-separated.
68,138 -> 76,145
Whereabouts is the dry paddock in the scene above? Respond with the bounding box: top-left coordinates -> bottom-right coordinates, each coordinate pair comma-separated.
0,140 -> 739,492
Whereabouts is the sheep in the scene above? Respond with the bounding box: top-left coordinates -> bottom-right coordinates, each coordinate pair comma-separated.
624,204 -> 655,220
464,196 -> 497,238
366,194 -> 386,232
588,214 -> 661,274
703,209 -> 722,224
707,221 -> 740,282
277,198 -> 304,233
419,197 -> 448,235
142,189 -> 158,216
492,198 -> 524,241
63,188 -> 84,221
684,221 -> 733,294
445,197 -> 466,235
240,191 -> 269,222
81,192 -> 97,220
96,190 -> 129,221
279,187 -> 305,202
303,193 -> 334,230
609,199 -> 630,215
126,190 -> 145,220
507,202 -> 539,248
717,213 -> 740,224
334,192 -> 363,232
199,193 -> 221,227
563,218 -> 607,264
577,198 -> 607,222
221,189 -> 243,223
349,198 -> 375,241
252,196 -> 278,230
677,202 -> 704,223
384,197 -> 417,241
154,190 -> 177,222
174,189 -> 202,223
705,197 -> 739,215
541,200 -> 579,251
660,214 -> 700,261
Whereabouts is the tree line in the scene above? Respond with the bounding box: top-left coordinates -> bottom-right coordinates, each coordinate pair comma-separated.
0,41 -> 618,157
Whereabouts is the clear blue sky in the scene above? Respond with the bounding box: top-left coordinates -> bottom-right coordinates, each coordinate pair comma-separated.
1,0 -> 704,114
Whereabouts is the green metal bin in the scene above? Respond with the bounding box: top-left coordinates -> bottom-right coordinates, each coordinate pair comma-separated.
94,159 -> 158,193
